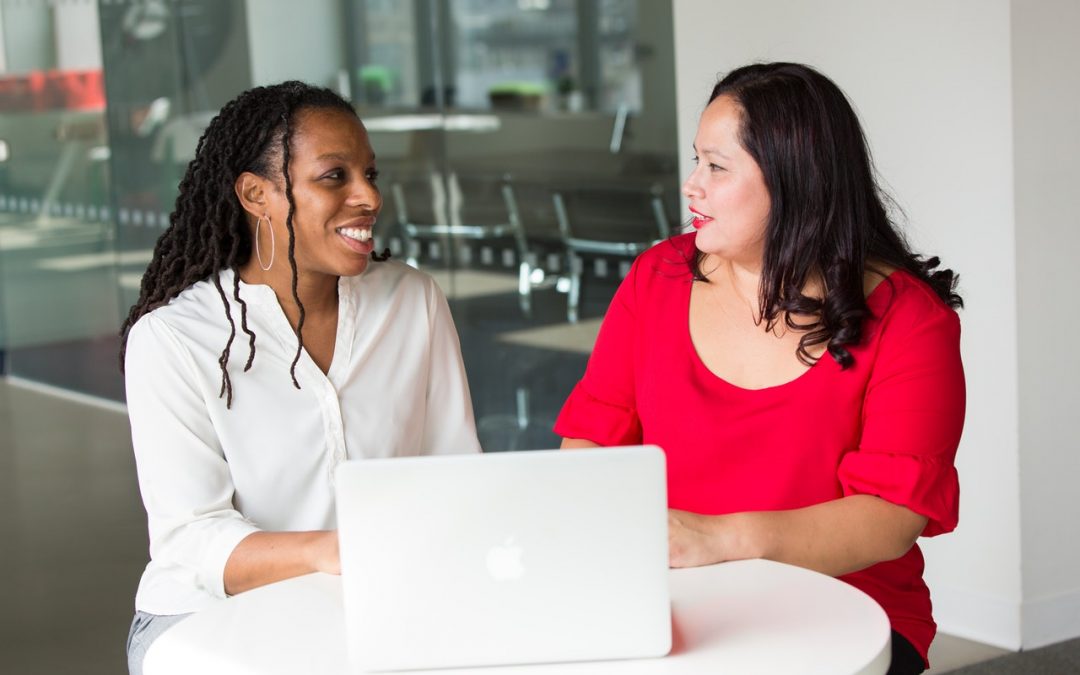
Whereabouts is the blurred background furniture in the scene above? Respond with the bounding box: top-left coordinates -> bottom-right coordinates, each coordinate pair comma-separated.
391,169 -> 539,318
552,182 -> 672,323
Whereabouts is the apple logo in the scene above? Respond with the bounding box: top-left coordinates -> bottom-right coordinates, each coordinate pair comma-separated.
486,537 -> 525,581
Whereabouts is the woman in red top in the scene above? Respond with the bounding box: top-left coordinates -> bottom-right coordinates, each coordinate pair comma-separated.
555,62 -> 964,675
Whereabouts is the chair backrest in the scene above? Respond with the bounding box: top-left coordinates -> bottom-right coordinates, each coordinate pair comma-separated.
501,179 -> 560,243
389,168 -> 448,228
551,183 -> 672,245
449,171 -> 514,230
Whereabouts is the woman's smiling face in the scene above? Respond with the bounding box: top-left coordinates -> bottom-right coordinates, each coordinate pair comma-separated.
260,106 -> 382,280
681,94 -> 771,268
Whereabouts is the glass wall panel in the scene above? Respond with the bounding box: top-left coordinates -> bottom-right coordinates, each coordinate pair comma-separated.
99,0 -> 251,317
427,0 -> 679,451
0,0 -> 680,453
0,0 -> 120,398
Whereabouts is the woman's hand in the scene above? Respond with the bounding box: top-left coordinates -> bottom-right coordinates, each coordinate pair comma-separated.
668,509 -> 749,568
669,509 -> 713,567
225,530 -> 342,596
668,496 -> 927,576
309,530 -> 341,575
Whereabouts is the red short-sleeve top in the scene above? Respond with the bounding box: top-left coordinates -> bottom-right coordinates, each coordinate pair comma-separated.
554,234 -> 965,663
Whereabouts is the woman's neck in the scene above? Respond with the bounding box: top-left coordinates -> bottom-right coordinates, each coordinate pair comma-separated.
238,261 -> 339,329
701,253 -> 762,297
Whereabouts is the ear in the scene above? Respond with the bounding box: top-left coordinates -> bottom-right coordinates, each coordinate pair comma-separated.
234,171 -> 271,220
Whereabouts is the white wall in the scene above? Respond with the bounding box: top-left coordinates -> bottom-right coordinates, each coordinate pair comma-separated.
53,1 -> 101,70
1012,0 -> 1080,650
0,1 -> 54,73
673,0 -> 1027,649
0,6 -> 7,72
244,0 -> 345,90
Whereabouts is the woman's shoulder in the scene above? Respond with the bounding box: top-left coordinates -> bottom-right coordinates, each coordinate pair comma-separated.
865,268 -> 960,338
136,272 -> 233,332
345,259 -> 445,308
361,257 -> 430,282
629,233 -> 697,286
354,257 -> 434,288
127,271 -> 249,367
641,232 -> 697,264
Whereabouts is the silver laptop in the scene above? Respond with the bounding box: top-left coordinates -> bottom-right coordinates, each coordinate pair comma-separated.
334,445 -> 672,672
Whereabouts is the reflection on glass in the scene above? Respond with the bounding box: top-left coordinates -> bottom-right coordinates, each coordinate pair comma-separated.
99,0 -> 248,320
448,0 -> 640,114
356,0 -> 420,107
0,0 -> 679,452
0,0 -> 121,397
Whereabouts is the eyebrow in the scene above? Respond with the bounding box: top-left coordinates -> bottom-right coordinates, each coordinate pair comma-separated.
694,145 -> 731,160
314,152 -> 376,163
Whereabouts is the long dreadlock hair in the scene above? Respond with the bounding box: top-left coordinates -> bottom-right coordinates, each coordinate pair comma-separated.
119,81 -> 387,407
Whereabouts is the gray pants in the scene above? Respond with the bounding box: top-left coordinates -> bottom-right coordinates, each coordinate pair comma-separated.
126,611 -> 192,675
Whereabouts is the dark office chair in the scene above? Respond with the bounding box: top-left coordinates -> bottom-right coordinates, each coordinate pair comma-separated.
391,170 -> 536,317
551,182 -> 672,323
499,177 -> 562,318
389,168 -> 450,266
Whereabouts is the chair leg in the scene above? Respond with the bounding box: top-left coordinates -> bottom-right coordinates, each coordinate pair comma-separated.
515,386 -> 529,431
518,261 -> 532,318
568,254 -> 582,324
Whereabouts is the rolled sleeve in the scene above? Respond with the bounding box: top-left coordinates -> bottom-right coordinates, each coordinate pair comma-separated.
126,315 -> 260,603
555,381 -> 642,447
839,302 -> 965,537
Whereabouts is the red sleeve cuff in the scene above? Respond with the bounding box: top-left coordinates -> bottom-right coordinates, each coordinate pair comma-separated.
553,381 -> 642,447
838,450 -> 959,537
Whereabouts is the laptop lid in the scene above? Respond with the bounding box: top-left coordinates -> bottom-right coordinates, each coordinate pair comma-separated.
335,445 -> 671,672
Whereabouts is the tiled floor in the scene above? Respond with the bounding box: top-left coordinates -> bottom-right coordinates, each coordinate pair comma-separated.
0,378 -> 1014,674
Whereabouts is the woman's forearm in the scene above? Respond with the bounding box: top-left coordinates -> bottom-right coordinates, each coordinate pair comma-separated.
560,437 -> 601,449
670,495 -> 928,577
223,530 -> 339,596
561,438 -> 924,576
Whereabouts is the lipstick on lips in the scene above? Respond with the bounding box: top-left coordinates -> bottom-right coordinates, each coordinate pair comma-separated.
689,207 -> 710,230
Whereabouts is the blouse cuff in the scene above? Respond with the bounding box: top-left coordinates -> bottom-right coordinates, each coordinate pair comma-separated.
838,450 -> 959,537
199,518 -> 261,599
554,382 -> 642,447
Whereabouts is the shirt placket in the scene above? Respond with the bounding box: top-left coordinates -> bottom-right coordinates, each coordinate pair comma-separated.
250,277 -> 350,490
324,274 -> 355,486
319,380 -> 347,488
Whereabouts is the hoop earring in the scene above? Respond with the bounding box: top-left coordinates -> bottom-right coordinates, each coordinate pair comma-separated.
255,214 -> 275,272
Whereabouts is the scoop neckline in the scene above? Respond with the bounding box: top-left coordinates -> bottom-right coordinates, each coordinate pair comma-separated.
682,270 -> 899,393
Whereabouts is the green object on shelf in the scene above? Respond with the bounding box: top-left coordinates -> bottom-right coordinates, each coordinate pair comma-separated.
487,81 -> 547,96
358,66 -> 394,104
488,82 -> 546,111
359,65 -> 394,90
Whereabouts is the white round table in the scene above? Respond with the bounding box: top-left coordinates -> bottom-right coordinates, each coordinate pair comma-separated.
144,559 -> 891,675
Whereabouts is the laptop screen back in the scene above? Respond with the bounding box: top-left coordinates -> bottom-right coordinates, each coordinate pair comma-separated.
335,445 -> 671,672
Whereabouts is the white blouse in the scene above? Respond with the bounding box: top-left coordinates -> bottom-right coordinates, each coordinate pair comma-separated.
125,261 -> 481,615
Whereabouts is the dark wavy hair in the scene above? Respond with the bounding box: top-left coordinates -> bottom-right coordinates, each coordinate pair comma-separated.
119,81 -> 387,407
690,62 -> 962,368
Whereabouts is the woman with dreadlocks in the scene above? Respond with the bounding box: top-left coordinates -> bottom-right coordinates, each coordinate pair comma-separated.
121,81 -> 480,674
